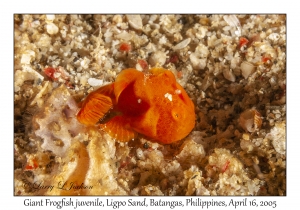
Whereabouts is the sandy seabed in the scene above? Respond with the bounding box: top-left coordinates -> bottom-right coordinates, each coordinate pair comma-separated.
14,14 -> 286,196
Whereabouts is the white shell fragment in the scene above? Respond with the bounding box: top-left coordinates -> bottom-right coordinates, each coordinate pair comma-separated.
126,15 -> 143,30
20,50 -> 35,64
173,38 -> 191,50
223,68 -> 236,82
239,108 -> 262,133
88,78 -> 104,87
241,61 -> 255,79
190,44 -> 209,70
223,15 -> 241,37
268,122 -> 286,155
268,33 -> 280,42
259,43 -> 276,58
115,31 -> 132,41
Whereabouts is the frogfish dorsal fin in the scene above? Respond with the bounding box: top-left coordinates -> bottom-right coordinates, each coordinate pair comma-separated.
77,83 -> 114,126
149,67 -> 177,87
149,67 -> 166,75
114,68 -> 144,103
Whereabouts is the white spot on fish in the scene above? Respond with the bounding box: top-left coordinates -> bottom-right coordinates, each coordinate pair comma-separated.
175,89 -> 181,94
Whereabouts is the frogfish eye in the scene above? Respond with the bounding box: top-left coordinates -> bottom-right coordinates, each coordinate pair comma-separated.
171,109 -> 180,121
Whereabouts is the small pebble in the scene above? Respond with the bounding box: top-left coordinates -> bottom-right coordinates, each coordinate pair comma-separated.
241,61 -> 255,79
46,23 -> 59,35
46,14 -> 55,21
126,15 -> 143,30
149,51 -> 166,66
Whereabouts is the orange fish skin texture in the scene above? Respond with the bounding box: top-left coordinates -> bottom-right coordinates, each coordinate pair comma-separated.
77,68 -> 195,144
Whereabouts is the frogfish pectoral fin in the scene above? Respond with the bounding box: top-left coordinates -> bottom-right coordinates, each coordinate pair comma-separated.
77,84 -> 114,126
99,115 -> 137,142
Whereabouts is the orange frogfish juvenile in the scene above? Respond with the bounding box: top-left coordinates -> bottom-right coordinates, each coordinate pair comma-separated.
77,67 -> 195,144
